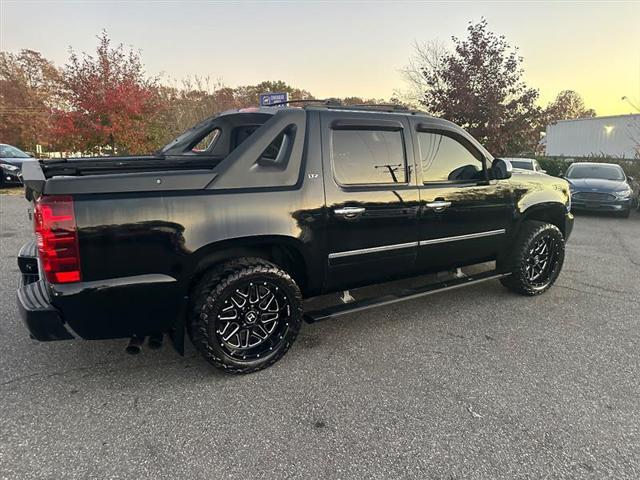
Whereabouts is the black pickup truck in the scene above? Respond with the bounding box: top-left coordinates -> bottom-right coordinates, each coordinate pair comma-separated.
17,103 -> 573,373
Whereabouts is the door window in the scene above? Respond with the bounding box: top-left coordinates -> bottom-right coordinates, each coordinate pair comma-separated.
417,132 -> 484,183
331,129 -> 407,185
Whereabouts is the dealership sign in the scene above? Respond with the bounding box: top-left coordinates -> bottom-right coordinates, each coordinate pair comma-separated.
259,92 -> 289,107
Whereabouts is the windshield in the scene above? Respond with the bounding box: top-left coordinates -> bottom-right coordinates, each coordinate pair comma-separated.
0,145 -> 30,158
566,164 -> 624,181
510,160 -> 533,170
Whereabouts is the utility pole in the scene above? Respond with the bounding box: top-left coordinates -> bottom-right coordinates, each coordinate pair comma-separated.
622,96 -> 640,113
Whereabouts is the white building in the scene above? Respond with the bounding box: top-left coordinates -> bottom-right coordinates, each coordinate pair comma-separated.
544,114 -> 640,159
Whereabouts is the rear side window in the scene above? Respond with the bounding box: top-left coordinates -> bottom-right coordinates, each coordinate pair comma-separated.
418,132 -> 484,183
192,128 -> 220,153
332,129 -> 407,185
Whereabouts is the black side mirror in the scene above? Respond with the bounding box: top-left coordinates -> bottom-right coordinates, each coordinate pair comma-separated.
491,158 -> 512,180
628,176 -> 635,182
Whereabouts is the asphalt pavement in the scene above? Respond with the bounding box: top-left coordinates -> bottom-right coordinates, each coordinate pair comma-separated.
1,191 -> 639,479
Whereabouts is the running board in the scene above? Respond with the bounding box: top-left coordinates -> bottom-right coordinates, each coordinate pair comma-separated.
304,270 -> 510,323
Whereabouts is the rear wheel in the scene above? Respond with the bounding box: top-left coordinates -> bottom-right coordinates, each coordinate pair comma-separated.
190,257 -> 303,374
499,221 -> 565,296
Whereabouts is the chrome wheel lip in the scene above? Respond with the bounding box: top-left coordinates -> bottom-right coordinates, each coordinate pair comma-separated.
212,279 -> 292,360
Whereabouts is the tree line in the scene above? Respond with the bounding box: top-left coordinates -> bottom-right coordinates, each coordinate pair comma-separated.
1,21 -> 596,157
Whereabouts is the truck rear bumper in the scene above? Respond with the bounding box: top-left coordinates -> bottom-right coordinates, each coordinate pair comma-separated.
17,279 -> 74,341
16,240 -> 74,341
17,240 -> 183,341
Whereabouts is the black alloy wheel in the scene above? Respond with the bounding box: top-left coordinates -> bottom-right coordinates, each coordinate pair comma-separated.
214,280 -> 291,360
190,257 -> 303,374
499,221 -> 565,296
523,234 -> 561,289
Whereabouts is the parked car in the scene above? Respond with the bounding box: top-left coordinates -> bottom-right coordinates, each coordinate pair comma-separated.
503,157 -> 546,174
17,103 -> 573,374
564,162 -> 637,217
0,144 -> 32,186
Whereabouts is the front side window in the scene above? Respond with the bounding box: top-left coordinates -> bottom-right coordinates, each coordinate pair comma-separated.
332,129 -> 406,185
418,132 -> 484,183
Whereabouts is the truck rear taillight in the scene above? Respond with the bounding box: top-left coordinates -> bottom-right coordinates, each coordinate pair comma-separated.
34,195 -> 81,284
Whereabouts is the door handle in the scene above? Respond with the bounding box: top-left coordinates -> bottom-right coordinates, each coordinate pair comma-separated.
425,201 -> 452,212
334,206 -> 366,218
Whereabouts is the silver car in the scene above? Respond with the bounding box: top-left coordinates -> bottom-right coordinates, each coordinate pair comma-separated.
503,157 -> 546,174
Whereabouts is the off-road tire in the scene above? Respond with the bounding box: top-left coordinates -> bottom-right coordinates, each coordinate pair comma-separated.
190,257 -> 303,374
499,221 -> 565,296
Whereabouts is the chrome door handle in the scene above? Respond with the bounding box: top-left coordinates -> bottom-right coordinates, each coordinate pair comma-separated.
334,206 -> 365,218
425,201 -> 452,212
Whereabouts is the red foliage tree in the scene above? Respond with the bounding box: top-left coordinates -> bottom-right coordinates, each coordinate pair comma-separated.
416,19 -> 541,155
52,31 -> 164,155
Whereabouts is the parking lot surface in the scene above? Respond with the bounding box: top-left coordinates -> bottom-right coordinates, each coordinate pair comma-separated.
1,192 -> 639,479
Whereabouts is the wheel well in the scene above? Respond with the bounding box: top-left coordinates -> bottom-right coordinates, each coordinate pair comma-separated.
188,241 -> 308,295
522,206 -> 566,236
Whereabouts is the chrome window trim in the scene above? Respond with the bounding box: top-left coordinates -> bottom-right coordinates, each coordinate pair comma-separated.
328,241 -> 418,259
419,229 -> 506,246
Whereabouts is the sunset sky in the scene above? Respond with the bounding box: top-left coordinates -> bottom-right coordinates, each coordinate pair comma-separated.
2,0 -> 639,115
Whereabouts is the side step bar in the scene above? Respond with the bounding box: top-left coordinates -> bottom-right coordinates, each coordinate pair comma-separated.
304,270 -> 510,323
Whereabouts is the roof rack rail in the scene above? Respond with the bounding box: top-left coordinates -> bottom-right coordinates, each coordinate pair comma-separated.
265,99 -> 342,107
350,103 -> 409,111
261,99 -> 426,115
324,103 -> 418,113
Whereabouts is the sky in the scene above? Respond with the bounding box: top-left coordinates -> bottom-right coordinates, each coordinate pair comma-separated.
1,0 -> 639,115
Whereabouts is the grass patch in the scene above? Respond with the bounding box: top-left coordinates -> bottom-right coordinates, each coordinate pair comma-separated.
0,187 -> 23,196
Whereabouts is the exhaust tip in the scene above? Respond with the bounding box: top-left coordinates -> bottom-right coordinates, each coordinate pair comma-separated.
148,333 -> 163,350
126,336 -> 144,355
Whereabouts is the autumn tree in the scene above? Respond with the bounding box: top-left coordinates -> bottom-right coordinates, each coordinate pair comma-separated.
157,76 -> 241,144
543,90 -> 596,125
0,49 -> 63,151
406,19 -> 541,155
52,31 -> 164,154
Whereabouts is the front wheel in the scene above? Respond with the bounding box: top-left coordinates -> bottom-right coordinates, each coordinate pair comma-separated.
189,257 -> 303,374
499,221 -> 565,296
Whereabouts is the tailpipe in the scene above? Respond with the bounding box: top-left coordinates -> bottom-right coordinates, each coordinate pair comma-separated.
148,333 -> 163,350
125,335 -> 144,355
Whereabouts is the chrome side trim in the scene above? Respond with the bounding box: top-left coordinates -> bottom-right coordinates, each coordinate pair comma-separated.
329,241 -> 418,259
419,229 -> 506,246
328,229 -> 505,259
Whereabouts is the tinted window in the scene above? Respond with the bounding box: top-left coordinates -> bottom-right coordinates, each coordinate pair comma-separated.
566,164 -> 624,181
332,129 -> 406,185
257,128 -> 295,167
510,160 -> 534,170
192,128 -> 220,152
418,132 -> 484,183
